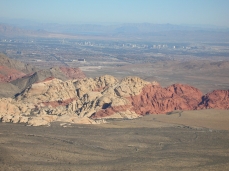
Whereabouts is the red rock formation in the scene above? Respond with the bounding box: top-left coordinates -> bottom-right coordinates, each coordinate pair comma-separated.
59,67 -> 86,80
1,72 -> 229,126
199,90 -> 229,109
130,84 -> 203,115
92,83 -> 204,118
0,65 -> 26,82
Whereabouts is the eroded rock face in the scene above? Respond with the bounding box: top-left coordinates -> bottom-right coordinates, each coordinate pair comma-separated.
74,75 -> 119,97
17,78 -> 77,104
92,83 -> 203,118
77,76 -> 151,118
0,74 -> 228,126
130,84 -> 203,115
198,90 -> 229,109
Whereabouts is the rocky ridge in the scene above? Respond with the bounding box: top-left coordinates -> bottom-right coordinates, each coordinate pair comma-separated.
0,53 -> 36,74
0,65 -> 26,82
11,66 -> 86,91
198,90 -> 229,109
0,53 -> 86,97
0,53 -> 35,83
0,74 -> 228,126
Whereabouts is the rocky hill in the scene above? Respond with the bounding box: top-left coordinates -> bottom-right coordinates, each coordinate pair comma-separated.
11,66 -> 86,91
0,53 -> 36,73
0,53 -> 36,82
0,54 -> 86,97
0,74 -> 228,126
198,90 -> 229,109
0,65 -> 26,82
0,53 -> 37,97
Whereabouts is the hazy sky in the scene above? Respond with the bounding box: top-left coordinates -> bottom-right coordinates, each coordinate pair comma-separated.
0,0 -> 228,26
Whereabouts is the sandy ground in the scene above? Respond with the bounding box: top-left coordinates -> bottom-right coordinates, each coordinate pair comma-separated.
0,109 -> 229,171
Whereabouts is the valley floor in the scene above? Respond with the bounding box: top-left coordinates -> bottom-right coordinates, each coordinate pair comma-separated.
0,109 -> 229,171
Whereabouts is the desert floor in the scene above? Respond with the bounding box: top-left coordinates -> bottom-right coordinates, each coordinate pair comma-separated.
1,109 -> 229,171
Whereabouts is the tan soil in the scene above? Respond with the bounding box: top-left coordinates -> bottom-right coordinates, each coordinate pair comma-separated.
0,109 -> 229,171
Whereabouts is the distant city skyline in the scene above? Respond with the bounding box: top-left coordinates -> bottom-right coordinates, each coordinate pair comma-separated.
0,0 -> 229,27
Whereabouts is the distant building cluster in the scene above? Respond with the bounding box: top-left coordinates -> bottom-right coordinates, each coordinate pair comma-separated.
152,44 -> 168,49
72,59 -> 86,62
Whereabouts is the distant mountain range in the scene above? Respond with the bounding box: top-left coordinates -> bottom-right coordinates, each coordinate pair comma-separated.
1,21 -> 229,42
0,23 -> 48,37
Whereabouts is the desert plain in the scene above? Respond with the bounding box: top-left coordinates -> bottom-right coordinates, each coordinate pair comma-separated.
1,109 -> 229,171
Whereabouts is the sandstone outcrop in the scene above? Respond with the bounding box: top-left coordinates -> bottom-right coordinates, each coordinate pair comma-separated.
131,83 -> 203,114
91,83 -> 203,118
198,90 -> 229,109
0,74 -> 228,126
0,75 -> 150,125
17,77 -> 77,104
